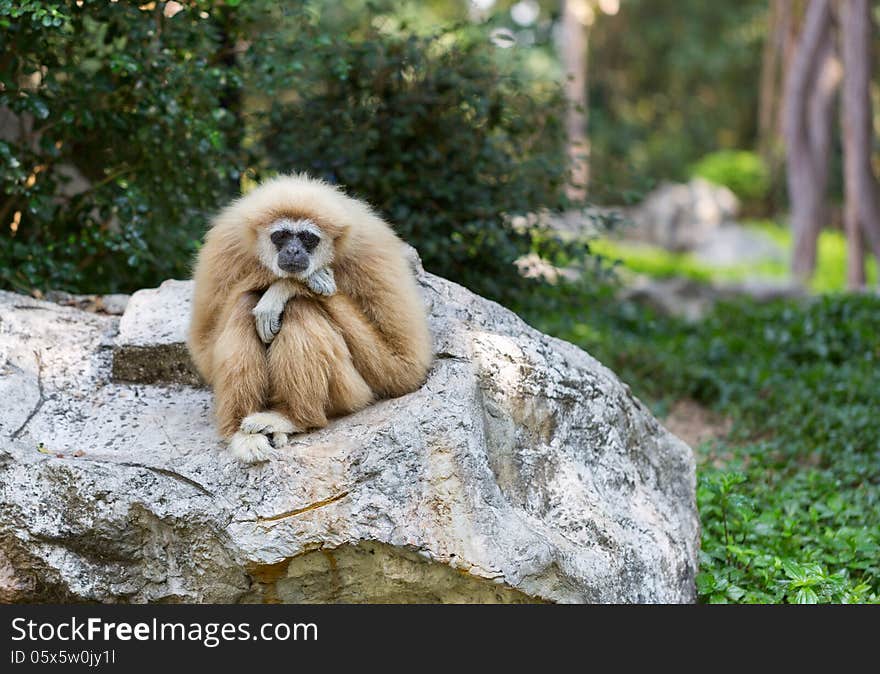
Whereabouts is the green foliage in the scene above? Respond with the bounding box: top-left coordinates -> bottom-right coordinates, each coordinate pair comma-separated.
589,239 -> 714,283
1,1 -> 575,299
517,281 -> 880,604
0,0 -> 244,293
806,227 -> 880,292
588,0 -> 766,199
691,150 -> 770,204
258,22 -> 573,303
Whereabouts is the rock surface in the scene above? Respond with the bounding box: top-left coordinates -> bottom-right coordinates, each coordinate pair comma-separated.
621,275 -> 806,321
627,178 -> 739,252
112,279 -> 201,386
693,224 -> 786,268
43,291 -> 130,316
0,261 -> 699,603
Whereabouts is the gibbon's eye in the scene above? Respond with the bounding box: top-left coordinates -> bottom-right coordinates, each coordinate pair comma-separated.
297,230 -> 320,252
270,230 -> 290,247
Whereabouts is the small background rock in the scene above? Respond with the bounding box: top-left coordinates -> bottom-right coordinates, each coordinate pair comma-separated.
621,275 -> 806,321
693,225 -> 785,268
625,178 -> 739,252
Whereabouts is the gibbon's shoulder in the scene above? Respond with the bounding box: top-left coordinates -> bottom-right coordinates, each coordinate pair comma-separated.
210,174 -> 396,250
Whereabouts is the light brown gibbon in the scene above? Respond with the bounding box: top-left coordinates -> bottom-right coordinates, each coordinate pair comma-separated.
188,174 -> 433,463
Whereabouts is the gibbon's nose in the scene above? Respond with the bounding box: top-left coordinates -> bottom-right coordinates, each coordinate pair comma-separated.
278,246 -> 309,273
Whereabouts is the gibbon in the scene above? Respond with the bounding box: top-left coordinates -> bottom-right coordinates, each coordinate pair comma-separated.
188,174 -> 433,463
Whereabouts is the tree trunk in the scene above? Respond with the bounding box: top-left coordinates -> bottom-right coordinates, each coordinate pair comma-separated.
839,3 -> 865,289
761,1 -> 804,212
843,192 -> 866,288
839,0 -> 880,288
783,0 -> 838,283
560,0 -> 590,201
758,0 -> 784,165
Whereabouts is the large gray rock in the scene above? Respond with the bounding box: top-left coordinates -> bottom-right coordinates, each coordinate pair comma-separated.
0,262 -> 699,603
627,178 -> 739,252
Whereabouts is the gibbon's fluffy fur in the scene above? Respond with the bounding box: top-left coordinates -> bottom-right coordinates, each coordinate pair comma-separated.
188,174 -> 433,462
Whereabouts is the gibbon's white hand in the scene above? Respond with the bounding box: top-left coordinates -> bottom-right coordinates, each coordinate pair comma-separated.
253,268 -> 336,344
230,411 -> 299,463
253,283 -> 289,344
306,266 -> 337,296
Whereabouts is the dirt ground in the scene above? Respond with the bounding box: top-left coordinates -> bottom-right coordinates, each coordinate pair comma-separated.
662,398 -> 732,448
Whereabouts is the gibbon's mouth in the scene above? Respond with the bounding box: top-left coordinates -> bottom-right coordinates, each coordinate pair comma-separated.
278,259 -> 309,274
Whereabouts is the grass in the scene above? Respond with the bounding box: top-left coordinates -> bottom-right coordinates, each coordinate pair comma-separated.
590,220 -> 879,292
514,273 -> 880,604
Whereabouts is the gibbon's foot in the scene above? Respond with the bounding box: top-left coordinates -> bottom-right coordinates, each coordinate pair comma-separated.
306,267 -> 337,296
253,285 -> 288,344
240,411 -> 298,448
228,431 -> 273,464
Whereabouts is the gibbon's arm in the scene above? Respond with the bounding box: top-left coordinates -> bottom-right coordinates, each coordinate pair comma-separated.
323,260 -> 432,398
253,281 -> 295,345
321,293 -> 429,397
336,244 -> 431,366
189,254 -> 275,381
189,257 -> 228,381
253,268 -> 337,344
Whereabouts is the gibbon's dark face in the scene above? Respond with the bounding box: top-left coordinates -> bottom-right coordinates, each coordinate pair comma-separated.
271,227 -> 320,273
259,217 -> 333,278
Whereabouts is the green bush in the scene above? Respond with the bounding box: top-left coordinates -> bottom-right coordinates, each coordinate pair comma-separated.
259,25 -> 573,303
0,0 -> 246,293
587,0 -> 767,199
1,2 -> 576,300
691,150 -> 770,204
